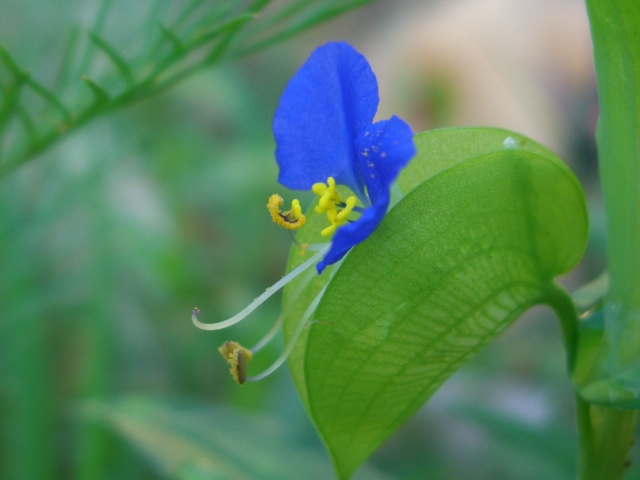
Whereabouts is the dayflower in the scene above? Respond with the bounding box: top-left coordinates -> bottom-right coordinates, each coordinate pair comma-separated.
272,41 -> 416,272
192,42 -> 416,384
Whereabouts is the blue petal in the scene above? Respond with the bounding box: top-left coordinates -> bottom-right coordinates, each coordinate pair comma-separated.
316,116 -> 416,273
274,42 -> 379,196
356,116 -> 416,205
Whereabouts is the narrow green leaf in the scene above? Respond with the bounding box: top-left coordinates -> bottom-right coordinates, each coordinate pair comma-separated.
89,32 -> 135,85
81,76 -> 111,103
0,52 -> 71,125
0,0 -> 380,176
16,105 -> 38,143
0,44 -> 27,79
157,22 -> 184,53
282,128 -> 588,478
76,0 -> 115,78
23,77 -> 72,123
188,13 -> 257,51
53,27 -> 80,93
235,0 -> 375,57
170,0 -> 206,30
239,0 -> 316,38
246,0 -> 273,15
0,81 -> 22,136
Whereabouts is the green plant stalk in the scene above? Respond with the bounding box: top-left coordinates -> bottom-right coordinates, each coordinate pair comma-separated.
546,284 -> 635,479
13,308 -> 56,480
74,306 -> 113,480
586,0 -> 640,361
576,397 -> 637,480
74,169 -> 118,480
545,284 -> 579,369
2,268 -> 55,480
571,1 -> 640,478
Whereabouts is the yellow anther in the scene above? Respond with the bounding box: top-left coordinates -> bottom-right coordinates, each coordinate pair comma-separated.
336,196 -> 357,221
313,176 -> 342,214
267,194 -> 306,230
336,209 -> 349,222
290,199 -> 302,219
319,191 -> 336,210
219,341 -> 253,385
312,178 -> 360,237
321,224 -> 339,237
312,183 -> 327,195
326,206 -> 338,224
320,197 -> 358,237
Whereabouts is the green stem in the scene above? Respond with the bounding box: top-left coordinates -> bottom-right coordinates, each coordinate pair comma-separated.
586,0 -> 640,362
569,0 -> 640,460
545,283 -> 579,370
12,306 -> 56,480
576,396 -> 637,480
545,284 -> 637,480
74,168 -> 116,480
1,223 -> 55,480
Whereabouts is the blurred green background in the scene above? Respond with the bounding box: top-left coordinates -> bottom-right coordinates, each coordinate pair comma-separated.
0,0 -> 634,479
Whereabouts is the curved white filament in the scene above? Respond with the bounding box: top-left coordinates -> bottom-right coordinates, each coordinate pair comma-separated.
246,285 -> 327,382
250,262 -> 318,354
191,245 -> 329,331
250,315 -> 284,354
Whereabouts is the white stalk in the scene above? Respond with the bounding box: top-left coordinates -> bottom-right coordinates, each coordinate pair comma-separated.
246,285 -> 327,382
191,245 -> 329,331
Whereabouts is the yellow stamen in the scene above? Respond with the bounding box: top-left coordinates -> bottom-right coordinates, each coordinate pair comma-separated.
312,183 -> 327,195
219,341 -> 253,385
337,196 -> 357,221
312,177 -> 360,237
319,195 -> 358,236
314,177 -> 342,213
321,224 -> 338,237
267,194 -> 306,230
290,199 -> 302,219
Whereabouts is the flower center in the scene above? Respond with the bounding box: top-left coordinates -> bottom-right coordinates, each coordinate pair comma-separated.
312,177 -> 358,237
267,177 -> 359,237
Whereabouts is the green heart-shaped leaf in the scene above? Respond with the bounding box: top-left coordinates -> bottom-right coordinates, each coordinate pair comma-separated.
282,127 -> 588,479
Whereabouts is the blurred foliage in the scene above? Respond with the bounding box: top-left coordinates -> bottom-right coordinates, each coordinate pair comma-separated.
83,396 -> 391,479
0,0 -> 374,176
0,1 -> 379,479
0,0 -> 638,479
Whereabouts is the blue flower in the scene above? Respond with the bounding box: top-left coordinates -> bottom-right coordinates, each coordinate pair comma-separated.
192,43 -> 416,384
272,42 -> 416,273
